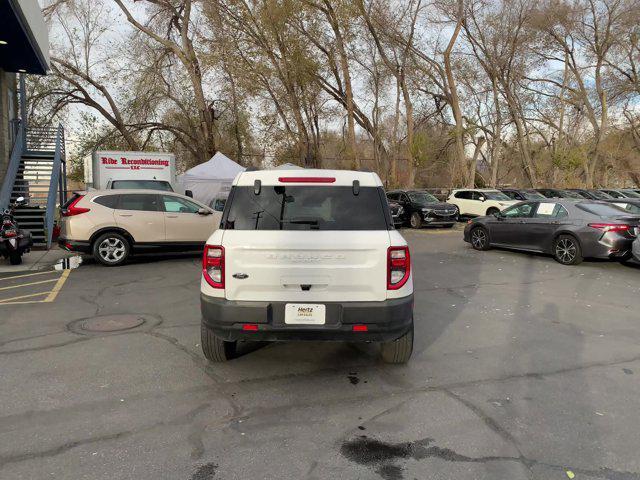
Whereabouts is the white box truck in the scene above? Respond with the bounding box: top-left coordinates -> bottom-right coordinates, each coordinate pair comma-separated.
87,151 -> 178,192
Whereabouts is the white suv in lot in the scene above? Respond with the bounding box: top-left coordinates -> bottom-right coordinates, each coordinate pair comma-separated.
447,189 -> 518,217
200,170 -> 414,363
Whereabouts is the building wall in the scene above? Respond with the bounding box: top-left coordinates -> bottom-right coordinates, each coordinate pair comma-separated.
0,69 -> 18,183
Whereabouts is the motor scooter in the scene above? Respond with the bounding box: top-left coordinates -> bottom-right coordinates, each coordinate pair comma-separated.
1,197 -> 33,265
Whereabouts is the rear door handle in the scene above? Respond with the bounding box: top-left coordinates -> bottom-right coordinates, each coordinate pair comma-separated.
167,215 -> 178,218
118,214 -> 133,217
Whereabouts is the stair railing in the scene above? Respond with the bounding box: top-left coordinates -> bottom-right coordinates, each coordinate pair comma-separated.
44,124 -> 66,248
0,121 -> 25,211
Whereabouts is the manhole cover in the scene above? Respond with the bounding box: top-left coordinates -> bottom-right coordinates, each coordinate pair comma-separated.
67,314 -> 160,335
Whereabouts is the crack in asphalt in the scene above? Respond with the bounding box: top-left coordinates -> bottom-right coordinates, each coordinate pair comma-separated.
0,402 -> 214,469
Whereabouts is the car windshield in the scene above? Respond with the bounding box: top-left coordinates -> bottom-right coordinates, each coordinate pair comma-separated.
522,190 -> 546,200
224,186 -> 388,230
110,180 -> 173,191
483,191 -> 511,200
589,190 -> 613,199
407,192 -> 439,205
560,190 -> 585,199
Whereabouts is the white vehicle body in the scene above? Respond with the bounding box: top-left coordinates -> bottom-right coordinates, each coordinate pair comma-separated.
447,189 -> 518,217
200,169 -> 414,363
87,151 -> 177,192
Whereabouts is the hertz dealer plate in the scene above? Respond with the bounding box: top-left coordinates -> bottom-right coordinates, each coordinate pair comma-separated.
285,304 -> 326,325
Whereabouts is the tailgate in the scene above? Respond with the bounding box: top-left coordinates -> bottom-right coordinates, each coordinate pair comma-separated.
223,230 -> 390,302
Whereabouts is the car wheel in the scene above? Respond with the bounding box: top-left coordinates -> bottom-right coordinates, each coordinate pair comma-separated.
553,234 -> 583,265
9,252 -> 22,265
381,320 -> 413,364
410,212 -> 422,229
92,232 -> 130,266
486,207 -> 500,216
201,323 -> 237,362
470,226 -> 490,251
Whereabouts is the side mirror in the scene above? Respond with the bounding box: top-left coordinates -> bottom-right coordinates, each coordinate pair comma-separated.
198,208 -> 212,215
185,190 -> 193,198
479,197 -> 486,202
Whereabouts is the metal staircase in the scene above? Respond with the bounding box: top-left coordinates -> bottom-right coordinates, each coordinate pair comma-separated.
0,123 -> 67,248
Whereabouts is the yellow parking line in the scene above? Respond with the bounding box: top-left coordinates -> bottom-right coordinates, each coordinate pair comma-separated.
45,270 -> 70,302
0,278 -> 59,292
0,291 -> 50,304
0,270 -> 58,282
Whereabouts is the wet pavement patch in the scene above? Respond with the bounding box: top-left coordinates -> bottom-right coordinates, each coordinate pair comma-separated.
190,463 -> 218,480
623,368 -> 633,375
348,372 -> 360,385
67,314 -> 161,336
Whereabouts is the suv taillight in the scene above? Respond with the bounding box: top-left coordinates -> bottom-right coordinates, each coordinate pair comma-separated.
62,195 -> 90,217
387,246 -> 410,290
203,245 -> 224,288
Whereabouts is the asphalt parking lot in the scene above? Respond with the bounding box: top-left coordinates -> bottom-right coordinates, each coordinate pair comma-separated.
1,226 -> 639,480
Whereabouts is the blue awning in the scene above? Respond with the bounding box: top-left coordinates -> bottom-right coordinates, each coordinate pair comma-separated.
0,0 -> 50,75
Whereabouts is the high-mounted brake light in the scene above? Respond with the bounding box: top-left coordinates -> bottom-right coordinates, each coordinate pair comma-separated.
202,245 -> 225,289
588,223 -> 630,233
278,177 -> 336,183
62,195 -> 90,217
387,246 -> 410,290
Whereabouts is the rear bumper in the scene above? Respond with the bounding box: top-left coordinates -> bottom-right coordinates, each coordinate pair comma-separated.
59,238 -> 91,253
201,294 -> 414,342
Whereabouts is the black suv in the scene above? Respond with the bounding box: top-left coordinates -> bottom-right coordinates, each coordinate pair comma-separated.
386,190 -> 458,228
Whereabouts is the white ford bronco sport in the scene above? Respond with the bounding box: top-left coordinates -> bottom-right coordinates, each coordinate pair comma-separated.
200,169 -> 414,363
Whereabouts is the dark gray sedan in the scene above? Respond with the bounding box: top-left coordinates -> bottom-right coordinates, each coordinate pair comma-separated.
463,200 -> 640,265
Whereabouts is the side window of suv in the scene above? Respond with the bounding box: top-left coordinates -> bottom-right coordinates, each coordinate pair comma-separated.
454,191 -> 470,199
118,194 -> 160,211
161,195 -> 201,214
94,195 -> 119,209
471,191 -> 484,201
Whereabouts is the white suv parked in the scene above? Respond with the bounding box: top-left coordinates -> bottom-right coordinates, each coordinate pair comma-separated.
447,189 -> 518,217
200,169 -> 414,363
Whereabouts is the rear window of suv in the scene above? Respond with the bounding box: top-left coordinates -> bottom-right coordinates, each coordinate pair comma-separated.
224,186 -> 389,230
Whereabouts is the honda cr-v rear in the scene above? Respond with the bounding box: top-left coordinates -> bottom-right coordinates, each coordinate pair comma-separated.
200,170 -> 414,363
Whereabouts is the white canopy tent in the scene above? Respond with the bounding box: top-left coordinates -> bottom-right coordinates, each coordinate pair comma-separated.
178,152 -> 245,206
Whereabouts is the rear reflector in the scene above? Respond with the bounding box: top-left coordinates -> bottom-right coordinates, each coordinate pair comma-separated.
588,223 -> 630,233
242,324 -> 259,331
202,245 -> 225,289
352,325 -> 368,332
278,177 -> 336,183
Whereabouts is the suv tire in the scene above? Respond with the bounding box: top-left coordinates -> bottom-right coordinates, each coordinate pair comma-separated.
381,321 -> 413,364
410,212 -> 422,229
553,234 -> 583,265
9,252 -> 22,265
93,232 -> 130,266
201,324 -> 237,362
